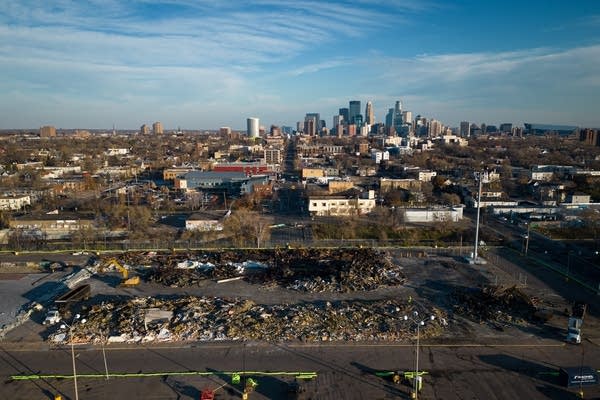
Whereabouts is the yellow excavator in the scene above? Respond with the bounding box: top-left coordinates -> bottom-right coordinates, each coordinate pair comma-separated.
104,258 -> 140,287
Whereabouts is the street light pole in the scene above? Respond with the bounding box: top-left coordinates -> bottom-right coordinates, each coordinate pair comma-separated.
404,312 -> 435,400
473,173 -> 483,262
69,330 -> 78,400
61,316 -> 86,400
415,321 -> 420,399
525,223 -> 530,255
101,333 -> 109,380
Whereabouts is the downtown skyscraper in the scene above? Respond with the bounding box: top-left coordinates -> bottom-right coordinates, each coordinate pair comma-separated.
365,101 -> 374,125
349,100 -> 361,125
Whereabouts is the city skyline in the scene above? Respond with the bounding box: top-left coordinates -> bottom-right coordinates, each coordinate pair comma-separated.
2,1 -> 600,129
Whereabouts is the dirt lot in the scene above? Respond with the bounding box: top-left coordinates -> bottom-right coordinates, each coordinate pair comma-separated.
1,248 -> 599,399
2,248 -> 597,346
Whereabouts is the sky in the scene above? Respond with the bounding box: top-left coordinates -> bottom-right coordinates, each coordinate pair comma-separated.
2,0 -> 600,130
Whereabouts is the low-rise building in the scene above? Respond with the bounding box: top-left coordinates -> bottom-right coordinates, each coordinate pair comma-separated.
380,178 -> 422,192
185,214 -> 224,231
9,213 -> 95,239
51,178 -> 87,194
177,171 -> 269,196
565,193 -> 591,204
371,149 -> 389,164
302,168 -> 325,179
328,180 -> 354,194
264,148 -> 283,164
163,167 -> 196,181
41,166 -> 82,179
438,135 -> 468,146
105,148 -> 130,156
297,144 -> 344,157
213,162 -> 271,175
530,170 -> 554,181
0,194 -> 31,211
418,170 -> 437,182
403,206 -> 464,223
308,190 -> 376,216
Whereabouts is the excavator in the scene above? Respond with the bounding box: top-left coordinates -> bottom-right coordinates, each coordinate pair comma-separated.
103,258 -> 140,287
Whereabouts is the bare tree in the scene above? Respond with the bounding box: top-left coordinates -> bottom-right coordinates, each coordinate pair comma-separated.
224,208 -> 273,248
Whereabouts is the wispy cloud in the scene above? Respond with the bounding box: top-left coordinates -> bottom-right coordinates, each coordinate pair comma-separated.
0,0 -> 412,67
364,45 -> 600,125
1,1 -> 598,129
287,59 -> 353,77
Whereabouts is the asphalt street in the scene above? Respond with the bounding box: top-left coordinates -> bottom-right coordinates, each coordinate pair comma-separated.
1,340 -> 599,400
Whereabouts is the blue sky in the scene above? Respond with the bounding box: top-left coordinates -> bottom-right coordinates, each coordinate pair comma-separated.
1,0 -> 600,130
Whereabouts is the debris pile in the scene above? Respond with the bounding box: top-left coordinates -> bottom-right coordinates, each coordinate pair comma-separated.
144,248 -> 406,292
452,285 -> 536,325
52,296 -> 445,344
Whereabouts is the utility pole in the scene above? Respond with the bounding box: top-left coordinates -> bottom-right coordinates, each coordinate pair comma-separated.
473,171 -> 484,263
525,222 -> 531,255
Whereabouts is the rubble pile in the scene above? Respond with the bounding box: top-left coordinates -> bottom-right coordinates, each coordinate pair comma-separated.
452,285 -> 536,324
143,248 -> 406,292
54,296 -> 445,344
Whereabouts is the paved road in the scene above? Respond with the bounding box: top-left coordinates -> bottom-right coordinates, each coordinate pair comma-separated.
1,341 -> 599,399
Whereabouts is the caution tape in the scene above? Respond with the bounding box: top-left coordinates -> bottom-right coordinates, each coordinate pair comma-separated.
11,370 -> 317,381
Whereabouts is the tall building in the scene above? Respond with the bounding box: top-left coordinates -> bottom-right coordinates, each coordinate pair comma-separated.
353,115 -> 363,128
580,128 -> 600,146
140,124 -> 149,135
39,125 -> 56,138
349,100 -> 361,125
219,127 -> 232,135
339,108 -> 349,124
402,111 -> 412,125
365,101 -> 374,125
428,119 -> 442,137
304,113 -> 320,136
269,125 -> 281,136
393,101 -> 403,132
153,121 -> 163,135
385,108 -> 394,128
499,123 -> 513,133
333,114 -> 344,127
247,117 -> 260,138
459,121 -> 471,137
347,124 -> 357,136
304,113 -> 318,136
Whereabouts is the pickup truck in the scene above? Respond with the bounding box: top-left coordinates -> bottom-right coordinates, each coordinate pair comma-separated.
43,309 -> 61,325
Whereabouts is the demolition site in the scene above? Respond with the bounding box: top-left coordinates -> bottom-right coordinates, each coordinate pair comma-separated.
0,247 -> 599,399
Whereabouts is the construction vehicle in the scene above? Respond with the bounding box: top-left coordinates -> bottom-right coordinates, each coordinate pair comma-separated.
104,258 -> 140,287
566,301 -> 586,344
40,260 -> 66,272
